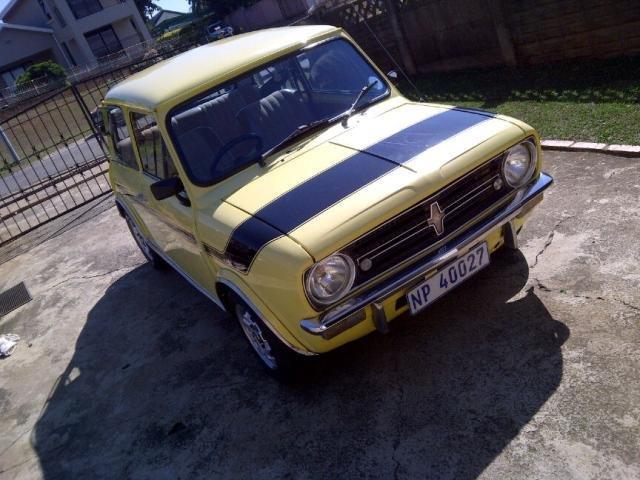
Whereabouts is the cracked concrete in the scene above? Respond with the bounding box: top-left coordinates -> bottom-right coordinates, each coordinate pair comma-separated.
0,150 -> 638,479
529,215 -> 575,269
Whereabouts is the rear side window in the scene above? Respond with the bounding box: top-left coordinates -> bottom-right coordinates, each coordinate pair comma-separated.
130,113 -> 178,180
108,107 -> 138,169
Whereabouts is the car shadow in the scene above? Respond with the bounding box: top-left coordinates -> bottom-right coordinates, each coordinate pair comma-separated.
31,249 -> 568,479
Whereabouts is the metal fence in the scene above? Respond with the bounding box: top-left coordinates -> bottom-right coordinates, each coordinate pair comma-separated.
0,40 -> 198,247
0,76 -> 59,110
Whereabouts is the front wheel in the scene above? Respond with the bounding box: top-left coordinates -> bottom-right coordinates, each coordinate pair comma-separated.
233,298 -> 305,381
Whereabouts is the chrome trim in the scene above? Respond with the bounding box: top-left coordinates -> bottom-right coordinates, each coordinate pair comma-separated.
202,242 -> 225,260
300,172 -> 553,337
445,176 -> 497,215
304,253 -> 357,307
371,302 -> 389,334
343,191 -> 518,305
217,278 -> 317,357
359,176 -> 496,264
366,221 -> 430,263
502,140 -> 537,188
344,154 -> 506,262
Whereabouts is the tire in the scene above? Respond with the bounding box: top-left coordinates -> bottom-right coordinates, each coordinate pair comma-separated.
124,214 -> 166,270
232,297 -> 306,382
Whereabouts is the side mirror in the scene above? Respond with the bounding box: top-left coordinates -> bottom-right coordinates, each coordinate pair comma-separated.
150,177 -> 184,201
387,70 -> 399,85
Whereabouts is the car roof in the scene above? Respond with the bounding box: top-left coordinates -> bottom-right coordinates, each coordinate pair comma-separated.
104,25 -> 341,111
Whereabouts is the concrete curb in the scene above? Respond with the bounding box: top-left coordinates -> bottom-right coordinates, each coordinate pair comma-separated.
541,140 -> 640,157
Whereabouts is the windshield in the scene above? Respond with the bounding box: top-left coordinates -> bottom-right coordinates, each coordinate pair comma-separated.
169,39 -> 389,186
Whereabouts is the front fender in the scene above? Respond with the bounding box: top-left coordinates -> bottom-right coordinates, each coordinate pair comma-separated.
215,267 -> 315,356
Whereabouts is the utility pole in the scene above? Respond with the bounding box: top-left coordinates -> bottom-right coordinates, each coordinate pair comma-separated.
383,0 -> 416,76
486,0 -> 517,66
0,125 -> 20,165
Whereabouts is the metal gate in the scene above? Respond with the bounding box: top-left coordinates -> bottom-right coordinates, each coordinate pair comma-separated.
0,83 -> 112,247
0,42 -> 197,248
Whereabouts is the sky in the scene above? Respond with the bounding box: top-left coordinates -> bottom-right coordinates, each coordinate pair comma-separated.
155,0 -> 190,14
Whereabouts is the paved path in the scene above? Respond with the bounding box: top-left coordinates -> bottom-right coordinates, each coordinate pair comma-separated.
0,151 -> 638,479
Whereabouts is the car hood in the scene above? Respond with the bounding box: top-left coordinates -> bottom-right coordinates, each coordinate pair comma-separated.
222,102 -> 526,261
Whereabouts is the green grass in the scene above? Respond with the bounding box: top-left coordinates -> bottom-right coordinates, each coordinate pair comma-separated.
407,55 -> 640,145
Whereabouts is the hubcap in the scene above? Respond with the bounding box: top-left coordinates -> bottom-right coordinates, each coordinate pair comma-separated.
236,305 -> 277,369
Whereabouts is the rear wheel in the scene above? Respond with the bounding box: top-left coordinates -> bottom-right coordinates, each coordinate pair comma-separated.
125,214 -> 166,269
232,298 -> 306,381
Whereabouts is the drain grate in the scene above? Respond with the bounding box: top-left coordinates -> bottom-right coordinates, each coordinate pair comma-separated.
0,282 -> 32,317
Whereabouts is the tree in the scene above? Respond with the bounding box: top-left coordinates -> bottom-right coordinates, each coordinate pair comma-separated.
15,61 -> 66,86
134,0 -> 159,19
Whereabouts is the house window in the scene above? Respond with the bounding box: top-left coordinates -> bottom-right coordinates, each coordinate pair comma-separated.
36,0 -> 52,20
53,6 -> 66,27
66,0 -> 102,19
129,19 -> 143,43
62,43 -> 76,66
1,66 -> 28,87
85,26 -> 123,59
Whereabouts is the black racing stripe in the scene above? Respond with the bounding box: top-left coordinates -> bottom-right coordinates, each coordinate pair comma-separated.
360,108 -> 493,164
225,109 -> 490,271
225,217 -> 283,272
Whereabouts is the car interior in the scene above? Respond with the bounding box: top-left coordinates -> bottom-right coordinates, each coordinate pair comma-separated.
169,39 -> 386,185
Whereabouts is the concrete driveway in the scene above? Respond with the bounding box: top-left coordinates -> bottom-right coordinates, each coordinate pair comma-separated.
0,151 -> 638,479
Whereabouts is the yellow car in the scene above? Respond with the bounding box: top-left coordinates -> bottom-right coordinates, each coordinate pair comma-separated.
102,25 -> 552,378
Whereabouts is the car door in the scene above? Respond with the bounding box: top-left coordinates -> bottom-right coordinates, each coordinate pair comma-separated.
128,110 -> 213,289
104,106 -> 145,224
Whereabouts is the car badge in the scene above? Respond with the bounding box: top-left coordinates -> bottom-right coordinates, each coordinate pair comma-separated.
427,202 -> 446,236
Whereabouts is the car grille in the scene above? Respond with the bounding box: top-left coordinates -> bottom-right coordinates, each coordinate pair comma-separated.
342,154 -> 515,287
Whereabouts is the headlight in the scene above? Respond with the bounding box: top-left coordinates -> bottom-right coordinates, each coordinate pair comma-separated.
502,140 -> 537,188
305,254 -> 355,305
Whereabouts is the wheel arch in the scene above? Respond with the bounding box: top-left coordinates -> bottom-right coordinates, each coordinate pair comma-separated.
214,274 -> 315,356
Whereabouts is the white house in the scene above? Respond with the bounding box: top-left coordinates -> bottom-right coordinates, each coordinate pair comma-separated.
0,0 -> 151,89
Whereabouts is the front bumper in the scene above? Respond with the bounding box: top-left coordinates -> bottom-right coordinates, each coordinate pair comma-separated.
300,172 -> 553,339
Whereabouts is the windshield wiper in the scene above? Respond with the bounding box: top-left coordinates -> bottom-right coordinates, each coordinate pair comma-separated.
335,79 -> 379,127
257,79 -> 380,166
258,118 -> 332,165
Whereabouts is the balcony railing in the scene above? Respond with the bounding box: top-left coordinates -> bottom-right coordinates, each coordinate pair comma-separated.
0,35 -> 200,109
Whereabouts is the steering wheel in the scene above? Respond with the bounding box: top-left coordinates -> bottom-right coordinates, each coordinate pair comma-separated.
210,133 -> 263,175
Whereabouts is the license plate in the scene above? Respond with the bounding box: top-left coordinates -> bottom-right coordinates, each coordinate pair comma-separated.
407,242 -> 490,315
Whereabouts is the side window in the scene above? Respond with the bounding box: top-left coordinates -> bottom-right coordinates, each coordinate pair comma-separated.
108,107 -> 138,169
130,112 -> 178,180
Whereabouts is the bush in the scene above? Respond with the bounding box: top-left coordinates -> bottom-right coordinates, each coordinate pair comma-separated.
15,61 -> 66,86
157,27 -> 184,42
